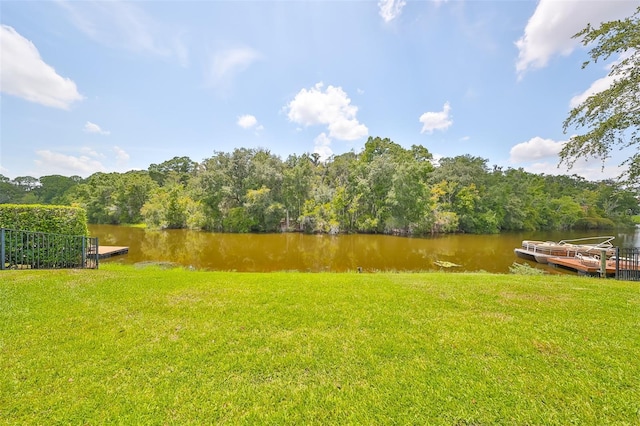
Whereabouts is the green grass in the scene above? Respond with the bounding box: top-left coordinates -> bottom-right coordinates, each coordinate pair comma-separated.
1,265 -> 639,424
632,215 -> 640,225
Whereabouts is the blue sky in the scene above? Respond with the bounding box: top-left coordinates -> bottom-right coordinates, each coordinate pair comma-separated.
1,0 -> 637,180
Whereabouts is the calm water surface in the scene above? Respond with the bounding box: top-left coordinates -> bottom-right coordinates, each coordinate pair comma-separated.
90,225 -> 640,274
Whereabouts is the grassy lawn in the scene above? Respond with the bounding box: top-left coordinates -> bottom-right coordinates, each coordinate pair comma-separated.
1,265 -> 639,425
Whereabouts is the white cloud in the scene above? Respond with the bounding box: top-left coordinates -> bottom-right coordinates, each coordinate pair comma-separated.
569,74 -> 614,109
378,0 -> 407,23
83,121 -> 110,135
34,150 -> 107,176
208,47 -> 261,89
286,82 -> 368,141
569,52 -> 632,109
113,146 -> 130,165
509,136 -> 632,181
430,153 -> 444,168
419,102 -> 453,134
313,133 -> 333,162
79,147 -> 105,158
32,146 -> 131,176
237,114 -> 258,129
515,0 -> 636,77
509,136 -> 564,163
523,159 -> 626,181
58,1 -> 189,66
0,25 -> 83,109
237,114 -> 264,133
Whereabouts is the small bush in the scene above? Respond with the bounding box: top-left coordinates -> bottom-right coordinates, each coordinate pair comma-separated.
509,262 -> 546,275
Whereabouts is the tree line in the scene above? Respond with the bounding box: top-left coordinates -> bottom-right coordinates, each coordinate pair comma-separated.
1,137 -> 638,234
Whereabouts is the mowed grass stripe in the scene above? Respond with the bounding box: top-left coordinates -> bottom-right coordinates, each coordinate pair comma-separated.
1,265 -> 639,424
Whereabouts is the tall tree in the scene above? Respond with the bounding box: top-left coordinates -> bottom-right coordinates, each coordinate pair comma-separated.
148,156 -> 197,186
0,175 -> 22,204
561,7 -> 640,184
36,175 -> 79,204
13,176 -> 40,193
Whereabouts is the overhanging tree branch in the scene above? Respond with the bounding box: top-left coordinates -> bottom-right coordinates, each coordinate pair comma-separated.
561,7 -> 640,183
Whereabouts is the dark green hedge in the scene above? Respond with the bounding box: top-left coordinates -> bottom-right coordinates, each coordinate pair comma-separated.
0,204 -> 89,236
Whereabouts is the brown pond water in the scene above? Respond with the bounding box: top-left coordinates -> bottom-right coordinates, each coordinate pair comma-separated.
90,225 -> 640,273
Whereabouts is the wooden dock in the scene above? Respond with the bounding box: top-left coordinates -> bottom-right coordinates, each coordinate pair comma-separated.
547,257 -> 614,276
96,246 -> 129,259
547,257 -> 640,277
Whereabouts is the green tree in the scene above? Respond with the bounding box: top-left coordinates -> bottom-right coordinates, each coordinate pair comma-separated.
561,7 -> 640,184
430,156 -> 492,233
0,175 -> 23,204
37,175 -> 81,204
13,176 -> 40,193
385,161 -> 432,234
549,196 -> 585,230
244,186 -> 285,232
67,173 -> 121,224
148,156 -> 197,186
282,154 -> 314,226
114,171 -> 158,223
190,154 -> 231,231
141,183 -> 203,230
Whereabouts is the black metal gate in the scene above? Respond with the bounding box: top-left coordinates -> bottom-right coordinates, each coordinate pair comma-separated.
615,247 -> 640,281
1,228 -> 99,270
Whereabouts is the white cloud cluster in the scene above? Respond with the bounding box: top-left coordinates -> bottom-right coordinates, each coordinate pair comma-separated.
515,0 -> 637,77
34,150 -> 107,176
237,114 -> 264,133
237,114 -> 257,129
83,121 -> 110,135
286,82 -> 368,141
32,145 -> 130,177
80,147 -> 104,158
0,25 -> 83,109
419,102 -> 453,134
208,47 -> 261,89
509,136 -> 564,163
509,136 -> 630,180
378,0 -> 407,23
113,146 -> 130,165
58,1 -> 188,66
313,133 -> 333,161
525,158 -> 625,181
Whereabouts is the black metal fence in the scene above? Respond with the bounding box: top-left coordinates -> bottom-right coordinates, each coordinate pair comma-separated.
1,228 -> 99,270
615,247 -> 640,281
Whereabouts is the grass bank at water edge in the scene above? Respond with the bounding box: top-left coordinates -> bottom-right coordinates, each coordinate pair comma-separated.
1,265 -> 639,424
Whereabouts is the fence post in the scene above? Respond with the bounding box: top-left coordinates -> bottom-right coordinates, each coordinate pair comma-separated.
82,236 -> 86,269
0,228 -> 5,271
599,249 -> 607,278
615,247 -> 620,280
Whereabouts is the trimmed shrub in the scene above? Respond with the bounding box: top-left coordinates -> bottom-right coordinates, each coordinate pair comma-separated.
0,204 -> 89,236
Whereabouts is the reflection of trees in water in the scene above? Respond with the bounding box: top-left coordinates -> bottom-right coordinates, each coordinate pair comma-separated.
91,225 -> 640,273
299,235 -> 342,272
140,230 -> 212,267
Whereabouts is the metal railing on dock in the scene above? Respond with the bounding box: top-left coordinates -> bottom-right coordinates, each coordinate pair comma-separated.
615,247 -> 640,281
1,228 -> 99,270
